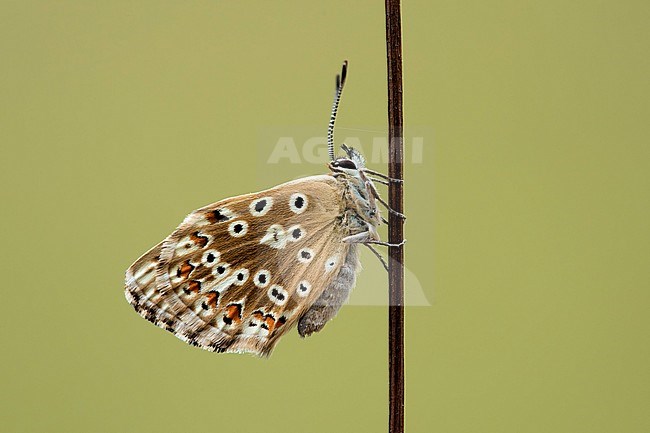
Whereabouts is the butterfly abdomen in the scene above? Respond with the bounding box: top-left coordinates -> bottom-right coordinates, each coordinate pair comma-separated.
297,244 -> 360,337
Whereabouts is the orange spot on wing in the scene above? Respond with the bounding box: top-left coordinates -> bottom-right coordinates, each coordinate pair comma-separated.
187,280 -> 201,293
263,315 -> 276,333
179,261 -> 195,279
190,232 -> 209,247
225,304 -> 242,324
206,291 -> 219,308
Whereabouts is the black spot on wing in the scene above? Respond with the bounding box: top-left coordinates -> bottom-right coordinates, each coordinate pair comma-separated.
207,209 -> 230,223
255,199 -> 267,212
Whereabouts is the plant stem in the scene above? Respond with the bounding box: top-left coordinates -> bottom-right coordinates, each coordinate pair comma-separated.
385,0 -> 405,432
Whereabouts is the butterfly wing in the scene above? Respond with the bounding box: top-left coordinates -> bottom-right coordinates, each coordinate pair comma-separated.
125,175 -> 354,356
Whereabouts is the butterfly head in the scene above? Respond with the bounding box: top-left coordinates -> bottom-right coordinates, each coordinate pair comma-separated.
329,144 -> 381,229
329,143 -> 366,174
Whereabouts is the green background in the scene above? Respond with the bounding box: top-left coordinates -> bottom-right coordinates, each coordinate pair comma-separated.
2,1 -> 649,432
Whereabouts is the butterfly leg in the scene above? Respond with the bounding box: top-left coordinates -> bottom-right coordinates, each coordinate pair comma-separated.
342,231 -> 406,248
368,176 -> 390,186
343,233 -> 402,270
342,231 -> 376,244
365,239 -> 407,247
367,181 -> 407,220
362,168 -> 404,184
364,243 -> 389,271
375,193 -> 406,220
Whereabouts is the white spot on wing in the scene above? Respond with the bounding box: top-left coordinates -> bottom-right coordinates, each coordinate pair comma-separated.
267,284 -> 288,306
297,248 -> 314,263
287,225 -> 305,242
253,270 -> 270,288
325,255 -> 339,273
249,197 -> 273,216
212,274 -> 238,294
243,313 -> 264,336
212,262 -> 231,280
289,193 -> 308,214
228,220 -> 248,237
201,249 -> 220,267
297,280 -> 312,297
232,268 -> 249,286
260,224 -> 287,249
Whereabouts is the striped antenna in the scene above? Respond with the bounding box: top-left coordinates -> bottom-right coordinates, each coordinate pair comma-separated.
327,60 -> 348,161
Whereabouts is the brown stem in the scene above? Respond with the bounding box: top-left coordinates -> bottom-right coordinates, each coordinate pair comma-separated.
385,0 -> 405,432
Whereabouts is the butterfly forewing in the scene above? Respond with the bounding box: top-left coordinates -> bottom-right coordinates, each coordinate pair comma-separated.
125,175 -> 352,356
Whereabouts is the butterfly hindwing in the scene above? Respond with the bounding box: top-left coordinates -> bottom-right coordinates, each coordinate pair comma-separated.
125,175 -> 354,356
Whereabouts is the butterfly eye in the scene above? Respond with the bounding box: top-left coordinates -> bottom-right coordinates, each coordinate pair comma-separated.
333,158 -> 357,170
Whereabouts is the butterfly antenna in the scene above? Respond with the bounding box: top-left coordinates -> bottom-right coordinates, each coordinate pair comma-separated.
327,60 -> 348,162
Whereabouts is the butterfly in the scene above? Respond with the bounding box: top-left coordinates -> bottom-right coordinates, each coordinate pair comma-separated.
124,61 -> 404,357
